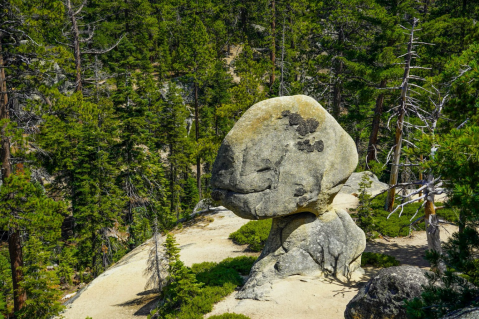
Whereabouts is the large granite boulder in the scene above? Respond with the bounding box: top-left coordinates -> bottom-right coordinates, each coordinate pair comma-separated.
345,266 -> 429,319
211,95 -> 358,219
340,171 -> 389,196
211,95 -> 366,300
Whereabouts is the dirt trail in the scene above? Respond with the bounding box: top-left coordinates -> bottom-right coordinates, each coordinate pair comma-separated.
62,194 -> 457,319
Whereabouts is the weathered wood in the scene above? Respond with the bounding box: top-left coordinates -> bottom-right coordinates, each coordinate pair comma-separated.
424,176 -> 445,272
366,79 -> 387,167
66,0 -> 83,93
385,18 -> 418,212
194,82 -> 201,200
270,0 -> 276,88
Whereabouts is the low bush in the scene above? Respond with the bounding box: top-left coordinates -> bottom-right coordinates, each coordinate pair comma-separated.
218,256 -> 257,275
192,262 -> 243,287
357,193 -> 457,237
151,255 -> 257,319
229,219 -> 272,251
209,313 -> 251,319
361,252 -> 401,268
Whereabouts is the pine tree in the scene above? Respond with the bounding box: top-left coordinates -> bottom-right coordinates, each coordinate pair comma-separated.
0,169 -> 65,317
38,93 -> 125,275
158,82 -> 193,222
356,173 -> 374,238
18,236 -> 63,319
176,11 -> 214,200
157,233 -> 203,317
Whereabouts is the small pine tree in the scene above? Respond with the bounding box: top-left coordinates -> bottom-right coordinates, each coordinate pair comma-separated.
356,173 -> 375,239
57,245 -> 77,286
18,236 -> 63,319
157,234 -> 203,316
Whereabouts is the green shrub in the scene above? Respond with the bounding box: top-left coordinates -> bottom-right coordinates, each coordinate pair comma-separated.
0,292 -> 5,319
361,252 -> 400,268
209,313 -> 251,319
229,219 -> 272,251
192,262 -> 243,287
360,194 -> 457,237
152,256 -> 257,319
190,256 -> 257,287
218,256 -> 257,275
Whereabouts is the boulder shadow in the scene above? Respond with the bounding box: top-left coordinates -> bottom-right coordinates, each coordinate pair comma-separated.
365,240 -> 429,268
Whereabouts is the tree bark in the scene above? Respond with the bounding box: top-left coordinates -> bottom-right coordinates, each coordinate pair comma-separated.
424,177 -> 445,273
66,0 -> 83,93
419,154 -> 424,202
365,79 -> 387,168
385,19 -> 417,212
0,41 -> 26,313
270,0 -> 276,89
194,82 -> 202,200
332,27 -> 344,119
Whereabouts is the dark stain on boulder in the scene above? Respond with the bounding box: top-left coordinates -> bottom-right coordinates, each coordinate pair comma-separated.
297,196 -> 308,206
297,139 -> 324,153
314,140 -> 324,152
281,110 -> 291,117
306,118 -> 319,133
281,110 -> 320,136
297,120 -> 310,136
289,113 -> 303,126
294,187 -> 306,197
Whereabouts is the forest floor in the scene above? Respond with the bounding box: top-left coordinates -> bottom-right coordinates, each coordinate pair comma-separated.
61,193 -> 457,319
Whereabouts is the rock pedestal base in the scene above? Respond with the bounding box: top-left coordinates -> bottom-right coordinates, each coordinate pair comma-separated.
237,208 -> 366,300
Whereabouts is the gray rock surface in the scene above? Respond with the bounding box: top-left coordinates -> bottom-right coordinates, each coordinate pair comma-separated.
340,171 -> 389,196
237,208 -> 365,300
345,266 -> 429,319
443,308 -> 479,319
211,95 -> 358,219
211,95 -> 366,299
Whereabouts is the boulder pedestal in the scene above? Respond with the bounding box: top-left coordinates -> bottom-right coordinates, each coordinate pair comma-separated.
237,209 -> 366,300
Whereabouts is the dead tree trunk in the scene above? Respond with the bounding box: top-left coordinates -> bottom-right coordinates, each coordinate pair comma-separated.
385,18 -> 418,212
270,0 -> 276,89
332,26 -> 344,119
66,0 -> 83,93
366,79 -> 387,168
424,175 -> 446,273
64,0 -> 123,95
279,16 -> 286,96
0,41 -> 26,313
194,82 -> 201,200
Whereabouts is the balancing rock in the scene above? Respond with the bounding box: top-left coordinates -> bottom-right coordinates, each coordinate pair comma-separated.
211,95 -> 366,300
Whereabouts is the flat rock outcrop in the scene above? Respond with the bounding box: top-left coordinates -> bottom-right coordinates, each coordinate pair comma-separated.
345,266 -> 429,319
211,95 -> 366,300
340,171 -> 389,196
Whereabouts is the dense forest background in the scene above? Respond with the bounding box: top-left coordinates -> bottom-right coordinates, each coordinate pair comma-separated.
0,0 -> 479,318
